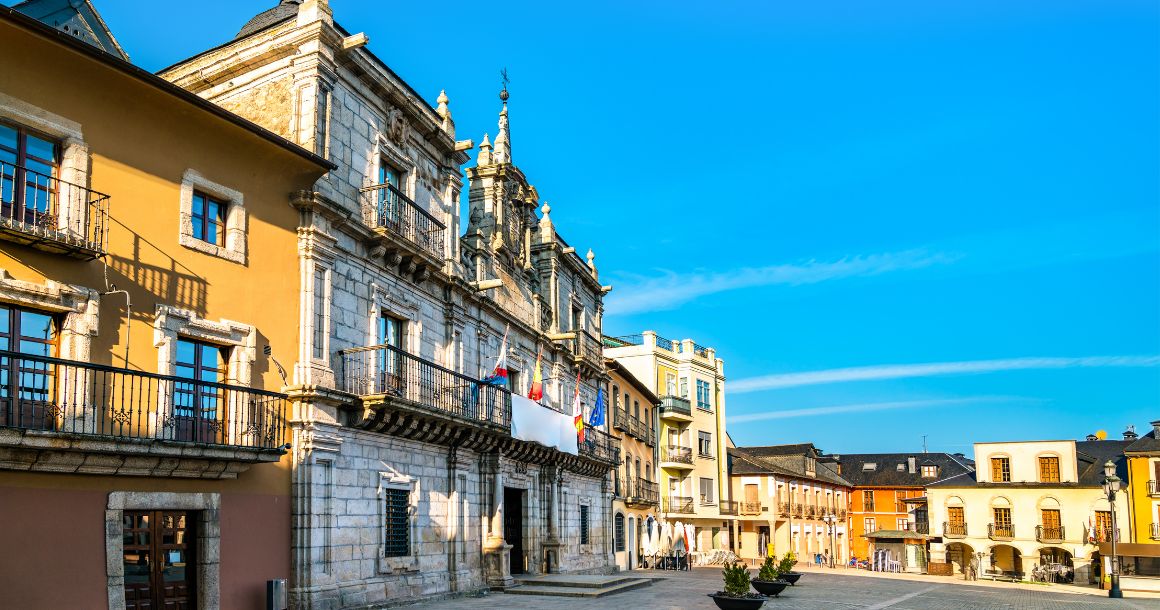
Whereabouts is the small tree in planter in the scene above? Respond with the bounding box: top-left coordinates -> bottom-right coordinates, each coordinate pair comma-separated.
707,561 -> 766,610
779,552 -> 803,585
751,556 -> 789,597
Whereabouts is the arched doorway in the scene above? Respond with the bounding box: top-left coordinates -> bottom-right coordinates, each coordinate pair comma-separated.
1036,547 -> 1074,583
946,542 -> 975,574
989,544 -> 1022,577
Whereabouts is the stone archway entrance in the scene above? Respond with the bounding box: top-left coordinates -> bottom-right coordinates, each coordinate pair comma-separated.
946,542 -> 974,574
990,544 -> 1022,577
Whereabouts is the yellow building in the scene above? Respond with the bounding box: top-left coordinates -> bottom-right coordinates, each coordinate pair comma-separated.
729,444 -> 853,564
1115,422 -> 1160,591
926,437 -> 1130,586
604,331 -> 731,554
0,5 -> 331,609
607,359 -> 661,570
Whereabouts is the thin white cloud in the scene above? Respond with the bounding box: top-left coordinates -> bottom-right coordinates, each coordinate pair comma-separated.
604,249 -> 956,316
727,396 -> 1022,424
731,356 -> 1160,394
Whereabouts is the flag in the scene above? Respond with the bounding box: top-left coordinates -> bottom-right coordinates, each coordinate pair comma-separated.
588,387 -> 606,427
527,346 -> 543,401
572,371 -> 585,443
481,325 -> 509,387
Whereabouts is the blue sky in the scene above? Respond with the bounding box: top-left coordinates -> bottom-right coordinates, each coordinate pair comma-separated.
48,0 -> 1159,453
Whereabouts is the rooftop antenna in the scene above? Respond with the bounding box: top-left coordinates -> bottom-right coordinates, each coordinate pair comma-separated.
922,435 -> 928,454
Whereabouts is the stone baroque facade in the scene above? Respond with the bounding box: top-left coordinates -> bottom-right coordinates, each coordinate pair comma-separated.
160,1 -> 618,607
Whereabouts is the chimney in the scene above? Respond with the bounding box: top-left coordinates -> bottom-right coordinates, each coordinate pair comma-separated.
1085,433 -> 1098,441
908,456 -> 917,474
1124,425 -> 1138,441
1153,420 -> 1160,437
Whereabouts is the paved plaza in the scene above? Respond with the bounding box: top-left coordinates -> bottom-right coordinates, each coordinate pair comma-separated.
405,568 -> 1160,610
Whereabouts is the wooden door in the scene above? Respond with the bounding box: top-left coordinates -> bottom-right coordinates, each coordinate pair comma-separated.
123,511 -> 195,610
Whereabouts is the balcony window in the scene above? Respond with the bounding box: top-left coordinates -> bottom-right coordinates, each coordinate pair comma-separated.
0,121 -> 59,224
0,304 -> 57,430
992,507 -> 1013,538
991,456 -> 1011,482
1038,456 -> 1060,483
173,339 -> 226,443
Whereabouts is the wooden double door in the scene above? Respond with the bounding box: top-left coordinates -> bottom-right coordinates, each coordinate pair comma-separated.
123,510 -> 196,609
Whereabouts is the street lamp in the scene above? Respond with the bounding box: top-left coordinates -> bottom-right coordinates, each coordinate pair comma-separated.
823,513 -> 837,568
1102,460 -> 1122,599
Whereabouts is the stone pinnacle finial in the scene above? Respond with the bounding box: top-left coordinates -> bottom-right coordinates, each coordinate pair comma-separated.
493,102 -> 510,164
436,89 -> 455,137
477,133 -> 492,165
586,248 -> 598,279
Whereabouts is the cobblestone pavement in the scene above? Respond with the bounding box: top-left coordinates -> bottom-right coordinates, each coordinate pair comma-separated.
404,568 -> 1160,610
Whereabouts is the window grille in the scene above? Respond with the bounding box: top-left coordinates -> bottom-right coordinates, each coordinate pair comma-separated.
614,513 -> 625,552
579,504 -> 590,545
383,487 -> 410,557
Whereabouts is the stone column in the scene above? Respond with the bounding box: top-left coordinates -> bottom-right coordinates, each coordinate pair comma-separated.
482,453 -> 513,589
542,464 -> 564,573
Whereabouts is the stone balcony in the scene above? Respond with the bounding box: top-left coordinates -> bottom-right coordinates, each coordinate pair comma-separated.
0,350 -> 288,478
359,182 -> 445,282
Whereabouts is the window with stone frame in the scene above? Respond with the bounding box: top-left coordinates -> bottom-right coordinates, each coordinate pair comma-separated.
311,266 -> 330,361
0,120 -> 60,225
579,504 -> 590,545
383,486 -> 411,558
614,513 -> 625,552
178,170 -> 245,263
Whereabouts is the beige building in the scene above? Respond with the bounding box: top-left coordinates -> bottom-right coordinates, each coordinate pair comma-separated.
607,359 -> 660,570
729,444 -> 853,564
604,331 -> 730,554
926,437 -> 1130,584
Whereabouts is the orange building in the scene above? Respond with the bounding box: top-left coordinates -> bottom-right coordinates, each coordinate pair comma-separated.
0,5 -> 330,609
827,453 -> 975,567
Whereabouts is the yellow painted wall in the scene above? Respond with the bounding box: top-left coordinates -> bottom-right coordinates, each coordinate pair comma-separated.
0,19 -> 328,495
1128,455 -> 1159,543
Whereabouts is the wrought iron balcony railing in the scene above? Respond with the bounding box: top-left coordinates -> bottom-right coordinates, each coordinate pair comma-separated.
988,523 -> 1015,540
1149,480 -> 1160,496
575,329 -> 602,364
837,508 -> 848,520
740,501 -> 762,516
0,161 -> 109,257
654,335 -> 676,351
0,350 -> 285,449
719,500 -> 739,515
662,445 -> 694,465
804,505 -> 818,518
911,521 -> 929,535
792,503 -> 804,518
659,394 -> 691,418
359,183 -> 445,261
602,334 -> 641,348
778,501 -> 791,517
624,476 -> 660,506
664,495 -> 694,514
943,522 -> 968,538
1036,525 -> 1064,543
579,426 -> 620,464
612,408 -> 654,445
1152,523 -> 1160,540
340,343 -> 510,429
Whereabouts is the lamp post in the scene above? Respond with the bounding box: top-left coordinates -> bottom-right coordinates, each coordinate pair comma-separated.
824,513 -> 837,568
1102,460 -> 1122,599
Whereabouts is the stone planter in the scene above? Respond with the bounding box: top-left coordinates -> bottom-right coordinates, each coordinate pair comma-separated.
707,593 -> 767,610
751,579 -> 789,597
780,572 -> 803,585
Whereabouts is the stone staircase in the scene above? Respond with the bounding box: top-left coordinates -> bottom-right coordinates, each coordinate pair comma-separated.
506,573 -> 656,598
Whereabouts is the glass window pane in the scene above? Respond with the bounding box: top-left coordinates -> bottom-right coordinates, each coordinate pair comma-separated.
176,340 -> 196,365
0,124 -> 16,150
25,135 -> 57,163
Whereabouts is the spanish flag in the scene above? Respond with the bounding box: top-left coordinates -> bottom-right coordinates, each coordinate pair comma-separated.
572,371 -> 585,443
527,347 -> 543,401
